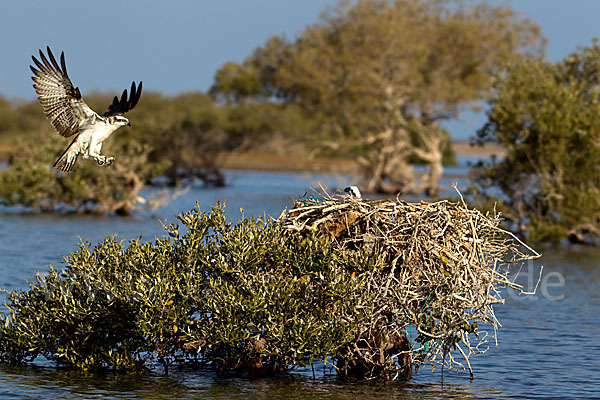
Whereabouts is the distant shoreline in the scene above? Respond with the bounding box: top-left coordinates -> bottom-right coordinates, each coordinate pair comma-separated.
0,141 -> 505,174
451,141 -> 505,158
219,141 -> 506,174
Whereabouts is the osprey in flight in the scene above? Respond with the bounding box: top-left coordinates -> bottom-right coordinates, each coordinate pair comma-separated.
30,46 -> 142,172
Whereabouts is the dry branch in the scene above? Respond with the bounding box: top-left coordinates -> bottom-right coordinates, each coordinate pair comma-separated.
279,188 -> 541,378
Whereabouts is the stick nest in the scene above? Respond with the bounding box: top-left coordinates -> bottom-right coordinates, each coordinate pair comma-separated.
279,188 -> 541,378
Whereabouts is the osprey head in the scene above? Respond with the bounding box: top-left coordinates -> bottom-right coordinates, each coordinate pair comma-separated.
344,185 -> 362,199
109,115 -> 131,127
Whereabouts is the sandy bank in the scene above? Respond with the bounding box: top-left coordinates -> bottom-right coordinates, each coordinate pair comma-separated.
219,141 -> 505,173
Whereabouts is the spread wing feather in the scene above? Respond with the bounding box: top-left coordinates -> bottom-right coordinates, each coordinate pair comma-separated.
30,46 -> 97,138
103,81 -> 143,117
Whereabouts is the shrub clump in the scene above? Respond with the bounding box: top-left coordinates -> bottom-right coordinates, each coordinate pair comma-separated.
472,40 -> 600,244
0,132 -> 167,215
0,192 -> 539,380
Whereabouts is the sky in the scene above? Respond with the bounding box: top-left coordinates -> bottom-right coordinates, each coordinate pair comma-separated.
1,0 -> 600,139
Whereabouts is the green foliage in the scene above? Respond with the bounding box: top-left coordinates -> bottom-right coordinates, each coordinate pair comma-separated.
0,88 -> 318,211
0,197 -> 539,379
0,86 -> 321,196
0,96 -> 20,134
211,0 -> 543,193
0,203 -> 371,374
2,0 -> 545,200
210,62 -> 263,101
473,40 -> 600,243
0,131 -> 166,214
223,102 -> 316,154
83,91 -> 228,184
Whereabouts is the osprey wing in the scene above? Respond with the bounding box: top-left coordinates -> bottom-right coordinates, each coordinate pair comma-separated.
103,81 -> 142,117
30,46 -> 97,138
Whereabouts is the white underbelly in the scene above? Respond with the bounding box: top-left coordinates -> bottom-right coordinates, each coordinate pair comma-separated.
77,123 -> 118,155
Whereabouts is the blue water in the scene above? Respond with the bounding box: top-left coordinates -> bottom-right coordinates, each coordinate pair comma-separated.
0,168 -> 598,399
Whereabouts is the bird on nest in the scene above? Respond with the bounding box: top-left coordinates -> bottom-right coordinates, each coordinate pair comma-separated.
344,185 -> 362,200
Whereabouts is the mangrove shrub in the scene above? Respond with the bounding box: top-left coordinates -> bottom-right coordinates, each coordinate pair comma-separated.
473,40 -> 600,244
0,194 -> 539,380
0,132 -> 166,215
0,203 -> 372,375
212,0 -> 544,194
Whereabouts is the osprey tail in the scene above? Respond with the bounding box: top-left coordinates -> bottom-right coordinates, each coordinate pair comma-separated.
53,138 -> 80,173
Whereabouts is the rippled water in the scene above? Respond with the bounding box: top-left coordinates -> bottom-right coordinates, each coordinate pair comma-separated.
0,169 -> 599,399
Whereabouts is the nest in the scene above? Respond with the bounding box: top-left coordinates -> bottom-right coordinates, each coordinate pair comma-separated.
279,187 -> 541,378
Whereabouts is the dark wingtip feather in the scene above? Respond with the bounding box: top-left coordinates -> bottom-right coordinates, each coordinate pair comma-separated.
60,51 -> 68,77
38,49 -> 47,64
31,54 -> 46,73
46,47 -> 61,72
131,81 -> 142,108
103,80 -> 143,116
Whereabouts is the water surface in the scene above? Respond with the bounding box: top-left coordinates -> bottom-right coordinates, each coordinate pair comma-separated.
0,169 -> 598,399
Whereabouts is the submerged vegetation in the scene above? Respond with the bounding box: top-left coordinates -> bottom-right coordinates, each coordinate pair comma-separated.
0,192 -> 539,379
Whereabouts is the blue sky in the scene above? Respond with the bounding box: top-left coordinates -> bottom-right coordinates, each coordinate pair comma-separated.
0,1 -> 336,99
1,1 -> 600,139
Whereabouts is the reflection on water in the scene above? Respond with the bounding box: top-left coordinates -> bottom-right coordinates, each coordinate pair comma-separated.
0,169 -> 599,399
0,363 -> 504,400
